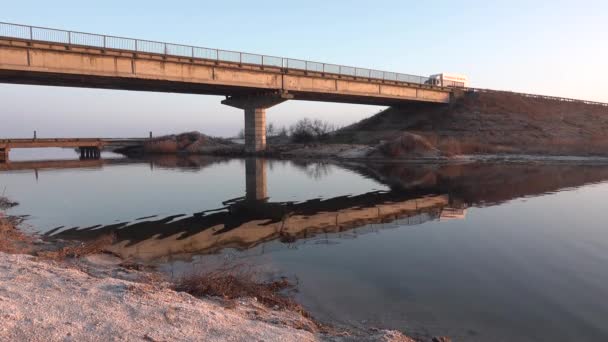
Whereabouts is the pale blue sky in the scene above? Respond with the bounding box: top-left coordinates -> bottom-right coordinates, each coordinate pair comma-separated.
1,0 -> 607,137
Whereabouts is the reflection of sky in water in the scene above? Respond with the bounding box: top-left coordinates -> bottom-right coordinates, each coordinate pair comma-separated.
266,160 -> 387,202
164,182 -> 608,342
3,155 -> 608,342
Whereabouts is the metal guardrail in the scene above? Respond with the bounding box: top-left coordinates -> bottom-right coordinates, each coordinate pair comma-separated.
0,22 -> 430,85
464,88 -> 608,107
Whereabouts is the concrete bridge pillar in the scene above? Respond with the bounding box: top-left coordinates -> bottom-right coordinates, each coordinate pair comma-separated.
245,158 -> 267,201
80,147 -> 101,160
222,92 -> 293,153
0,147 -> 9,163
244,108 -> 267,152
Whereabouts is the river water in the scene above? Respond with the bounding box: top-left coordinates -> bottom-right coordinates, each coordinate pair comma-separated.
2,149 -> 608,341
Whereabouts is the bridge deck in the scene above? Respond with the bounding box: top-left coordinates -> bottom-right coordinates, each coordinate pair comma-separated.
0,138 -> 105,149
0,22 -> 452,106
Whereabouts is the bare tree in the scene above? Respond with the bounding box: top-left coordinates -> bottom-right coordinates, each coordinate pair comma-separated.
267,122 -> 276,137
289,118 -> 336,143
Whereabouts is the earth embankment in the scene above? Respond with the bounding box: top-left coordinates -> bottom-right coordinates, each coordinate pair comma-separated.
333,91 -> 608,157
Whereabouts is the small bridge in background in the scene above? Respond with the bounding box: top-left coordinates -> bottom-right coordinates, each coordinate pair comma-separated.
0,137 -> 146,161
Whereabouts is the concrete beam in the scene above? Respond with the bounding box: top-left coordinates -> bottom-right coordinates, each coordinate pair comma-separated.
221,92 -> 293,110
1,138 -> 103,149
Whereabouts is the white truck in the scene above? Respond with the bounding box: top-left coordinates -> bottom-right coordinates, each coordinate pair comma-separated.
427,73 -> 469,88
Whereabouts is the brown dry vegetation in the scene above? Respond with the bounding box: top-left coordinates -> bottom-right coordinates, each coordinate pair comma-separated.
334,91 -> 608,156
0,215 -> 32,254
37,234 -> 116,260
173,265 -> 309,316
0,203 -> 118,260
168,263 -> 341,335
376,132 -> 441,158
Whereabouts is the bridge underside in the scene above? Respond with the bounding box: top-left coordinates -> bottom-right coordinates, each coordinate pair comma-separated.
0,69 -> 444,107
0,38 -> 452,152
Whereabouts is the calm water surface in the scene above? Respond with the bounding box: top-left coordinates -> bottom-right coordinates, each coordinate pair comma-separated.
2,149 -> 608,341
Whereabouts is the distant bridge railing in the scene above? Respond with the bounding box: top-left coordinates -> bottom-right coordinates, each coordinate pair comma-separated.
0,22 -> 430,85
464,88 -> 608,107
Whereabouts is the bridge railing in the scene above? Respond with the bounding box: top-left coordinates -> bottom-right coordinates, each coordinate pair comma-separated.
464,88 -> 608,107
0,22 -> 430,86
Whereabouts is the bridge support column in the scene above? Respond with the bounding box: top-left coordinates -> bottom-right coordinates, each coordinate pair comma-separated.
245,158 -> 267,201
222,92 -> 293,153
80,147 -> 101,160
244,108 -> 266,152
0,147 -> 9,163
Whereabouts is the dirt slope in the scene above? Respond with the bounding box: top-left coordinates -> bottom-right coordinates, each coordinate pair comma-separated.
333,91 -> 608,156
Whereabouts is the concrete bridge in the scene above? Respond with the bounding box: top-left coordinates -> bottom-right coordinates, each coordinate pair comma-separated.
0,22 -> 453,153
0,137 -> 147,161
0,138 -> 104,161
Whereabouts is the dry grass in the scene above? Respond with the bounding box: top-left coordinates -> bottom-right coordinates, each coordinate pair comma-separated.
0,202 -> 118,261
37,234 -> 116,260
0,215 -> 32,254
377,132 -> 441,158
0,196 -> 18,210
0,196 -> 37,254
173,264 -> 309,317
171,265 -> 337,334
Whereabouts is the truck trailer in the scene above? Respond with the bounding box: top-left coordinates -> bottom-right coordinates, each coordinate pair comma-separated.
427,73 -> 469,88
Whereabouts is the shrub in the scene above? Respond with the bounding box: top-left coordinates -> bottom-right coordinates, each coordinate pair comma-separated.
289,118 -> 336,143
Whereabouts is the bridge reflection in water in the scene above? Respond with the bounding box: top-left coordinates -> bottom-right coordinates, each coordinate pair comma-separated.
40,156 -> 452,262
29,156 -> 608,264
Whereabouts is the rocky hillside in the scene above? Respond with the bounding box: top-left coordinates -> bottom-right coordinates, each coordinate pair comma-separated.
333,91 -> 608,156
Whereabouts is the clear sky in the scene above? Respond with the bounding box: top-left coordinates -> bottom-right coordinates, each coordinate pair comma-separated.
2,0 -> 607,138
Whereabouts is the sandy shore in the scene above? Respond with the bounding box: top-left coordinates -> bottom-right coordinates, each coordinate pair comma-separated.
0,252 -> 324,342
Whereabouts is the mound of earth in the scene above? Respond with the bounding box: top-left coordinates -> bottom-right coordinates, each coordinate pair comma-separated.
333,91 -> 608,156
372,132 -> 442,159
116,132 -> 237,155
144,131 -> 233,153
